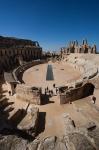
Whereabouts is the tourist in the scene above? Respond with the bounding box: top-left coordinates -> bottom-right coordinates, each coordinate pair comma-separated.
51,90 -> 53,96
92,96 -> 96,104
69,100 -> 72,104
53,84 -> 55,88
46,86 -> 48,91
45,88 -> 47,95
56,88 -> 58,94
49,90 -> 51,95
40,88 -> 42,94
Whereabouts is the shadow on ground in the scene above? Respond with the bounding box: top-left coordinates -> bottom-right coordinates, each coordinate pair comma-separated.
36,112 -> 46,136
0,80 -> 33,141
41,94 -> 54,105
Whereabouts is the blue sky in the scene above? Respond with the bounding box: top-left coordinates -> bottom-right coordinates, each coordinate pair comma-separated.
0,0 -> 99,51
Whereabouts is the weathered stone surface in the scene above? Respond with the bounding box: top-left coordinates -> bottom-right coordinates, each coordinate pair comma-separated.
88,127 -> 99,149
43,136 -> 56,150
37,136 -> 55,150
16,84 -> 41,105
68,133 -> 96,150
0,132 -> 98,150
0,135 -> 27,150
37,136 -> 68,150
27,139 -> 40,150
18,107 -> 39,136
55,141 -> 67,150
63,113 -> 75,134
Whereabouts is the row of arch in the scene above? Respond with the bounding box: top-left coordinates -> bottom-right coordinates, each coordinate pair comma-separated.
0,48 -> 42,74
0,48 -> 42,57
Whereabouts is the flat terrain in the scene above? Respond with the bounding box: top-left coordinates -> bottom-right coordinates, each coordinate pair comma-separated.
22,61 -> 81,91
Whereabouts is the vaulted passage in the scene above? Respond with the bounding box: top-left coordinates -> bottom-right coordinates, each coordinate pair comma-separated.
83,83 -> 95,97
46,64 -> 54,80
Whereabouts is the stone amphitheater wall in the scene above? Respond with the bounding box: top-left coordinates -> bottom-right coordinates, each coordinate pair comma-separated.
60,55 -> 99,104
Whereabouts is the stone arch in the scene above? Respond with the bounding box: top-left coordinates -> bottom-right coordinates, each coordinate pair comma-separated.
33,50 -> 36,59
71,47 -> 75,53
14,55 -> 21,65
79,48 -> 82,53
9,57 -> 13,66
83,83 -> 95,97
84,47 -> 88,53
37,51 -> 39,59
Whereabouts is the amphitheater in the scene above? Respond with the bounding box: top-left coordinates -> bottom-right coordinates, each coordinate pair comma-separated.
0,37 -> 99,150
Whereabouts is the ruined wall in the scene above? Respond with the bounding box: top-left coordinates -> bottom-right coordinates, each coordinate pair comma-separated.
60,82 -> 95,104
60,40 -> 97,55
16,84 -> 41,105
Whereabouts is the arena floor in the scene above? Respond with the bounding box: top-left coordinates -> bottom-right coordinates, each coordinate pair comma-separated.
22,61 -> 81,92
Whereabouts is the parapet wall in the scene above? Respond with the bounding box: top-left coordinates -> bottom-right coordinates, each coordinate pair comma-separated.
60,82 -> 95,104
12,60 -> 46,83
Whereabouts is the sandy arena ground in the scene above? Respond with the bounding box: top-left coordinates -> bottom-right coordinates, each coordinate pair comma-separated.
22,61 -> 81,92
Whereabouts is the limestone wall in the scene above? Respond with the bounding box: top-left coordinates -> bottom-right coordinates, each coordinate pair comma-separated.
17,107 -> 39,136
16,84 -> 41,105
60,82 -> 94,104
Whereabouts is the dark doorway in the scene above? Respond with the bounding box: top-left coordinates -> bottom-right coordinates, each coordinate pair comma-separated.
83,83 -> 95,97
85,47 -> 88,53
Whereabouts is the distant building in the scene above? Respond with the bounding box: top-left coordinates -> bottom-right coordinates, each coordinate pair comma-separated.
60,39 -> 97,54
0,36 -> 42,74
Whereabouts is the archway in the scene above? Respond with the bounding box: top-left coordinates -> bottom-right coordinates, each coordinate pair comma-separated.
83,83 -> 95,97
84,47 -> 88,53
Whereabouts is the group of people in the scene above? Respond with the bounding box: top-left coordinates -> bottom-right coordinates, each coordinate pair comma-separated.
44,87 -> 53,96
44,83 -> 59,96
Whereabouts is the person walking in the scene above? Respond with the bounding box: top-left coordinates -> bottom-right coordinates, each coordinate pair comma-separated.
56,88 -> 58,94
53,84 -> 55,88
51,90 -> 53,96
45,88 -> 47,95
92,96 -> 96,104
46,86 -> 48,92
